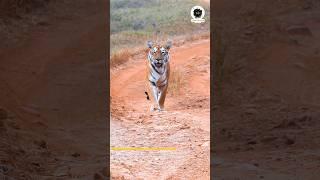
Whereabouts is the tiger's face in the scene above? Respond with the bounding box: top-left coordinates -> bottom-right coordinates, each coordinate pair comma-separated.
147,41 -> 172,68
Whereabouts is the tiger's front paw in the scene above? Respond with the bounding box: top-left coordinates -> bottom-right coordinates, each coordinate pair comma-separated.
150,106 -> 157,112
158,107 -> 165,112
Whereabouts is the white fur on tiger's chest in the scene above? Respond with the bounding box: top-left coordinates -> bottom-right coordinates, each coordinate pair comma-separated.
149,64 -> 168,86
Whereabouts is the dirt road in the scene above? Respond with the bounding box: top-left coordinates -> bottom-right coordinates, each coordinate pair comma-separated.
0,1 -> 107,178
110,39 -> 210,179
213,0 -> 320,179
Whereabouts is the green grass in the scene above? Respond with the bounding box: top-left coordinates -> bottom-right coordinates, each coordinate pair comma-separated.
110,0 -> 210,55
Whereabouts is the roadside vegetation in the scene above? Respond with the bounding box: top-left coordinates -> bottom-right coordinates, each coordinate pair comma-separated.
110,0 -> 210,64
111,0 -> 210,95
168,67 -> 184,95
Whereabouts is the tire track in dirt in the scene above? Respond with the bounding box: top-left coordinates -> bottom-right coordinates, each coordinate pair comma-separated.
111,39 -> 210,179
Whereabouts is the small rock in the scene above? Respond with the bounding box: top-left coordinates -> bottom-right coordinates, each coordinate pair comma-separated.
34,140 -> 47,149
247,140 -> 257,145
37,21 -> 49,26
220,128 -> 226,134
284,136 -> 295,145
245,108 -> 257,115
31,162 -> 40,167
286,25 -> 312,36
71,152 -> 80,157
180,124 -> 190,129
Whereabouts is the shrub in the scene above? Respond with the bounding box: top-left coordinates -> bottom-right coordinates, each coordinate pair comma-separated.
168,67 -> 184,95
110,49 -> 131,67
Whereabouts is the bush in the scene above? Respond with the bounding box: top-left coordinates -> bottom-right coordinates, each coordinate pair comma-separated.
168,67 -> 184,95
110,49 -> 132,67
132,20 -> 145,31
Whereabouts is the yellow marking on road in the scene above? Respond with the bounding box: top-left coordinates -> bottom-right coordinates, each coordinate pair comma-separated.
111,147 -> 176,151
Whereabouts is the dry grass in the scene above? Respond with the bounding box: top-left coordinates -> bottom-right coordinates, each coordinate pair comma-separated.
110,32 -> 210,69
185,32 -> 210,42
168,67 -> 184,95
110,49 -> 132,68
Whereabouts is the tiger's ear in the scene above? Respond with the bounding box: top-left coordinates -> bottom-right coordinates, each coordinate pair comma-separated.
147,40 -> 153,49
165,40 -> 172,50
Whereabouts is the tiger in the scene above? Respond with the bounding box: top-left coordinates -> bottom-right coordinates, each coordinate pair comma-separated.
144,40 -> 172,112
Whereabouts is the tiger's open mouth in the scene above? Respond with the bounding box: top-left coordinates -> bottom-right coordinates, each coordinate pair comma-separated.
155,62 -> 163,68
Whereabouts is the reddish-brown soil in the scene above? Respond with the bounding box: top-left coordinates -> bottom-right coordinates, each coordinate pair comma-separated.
110,39 -> 210,179
0,0 -> 107,179
213,0 -> 320,179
